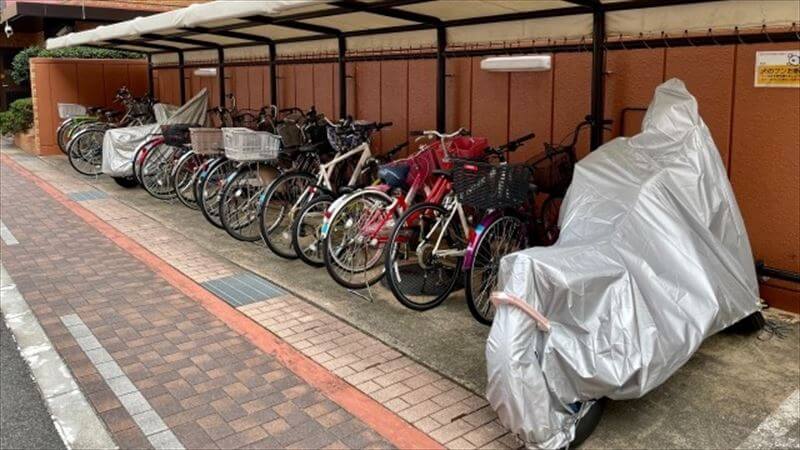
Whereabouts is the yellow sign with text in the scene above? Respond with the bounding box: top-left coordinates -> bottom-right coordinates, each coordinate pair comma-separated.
755,51 -> 800,88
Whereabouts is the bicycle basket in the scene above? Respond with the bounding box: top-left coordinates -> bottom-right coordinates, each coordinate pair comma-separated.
406,145 -> 437,186
161,124 -> 194,147
528,150 -> 574,196
189,128 -> 224,155
222,127 -> 281,161
326,126 -> 365,152
58,103 -> 87,119
434,136 -> 489,169
276,122 -> 303,149
452,160 -> 530,210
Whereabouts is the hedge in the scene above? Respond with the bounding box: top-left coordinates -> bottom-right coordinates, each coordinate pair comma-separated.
11,46 -> 143,85
0,98 -> 34,136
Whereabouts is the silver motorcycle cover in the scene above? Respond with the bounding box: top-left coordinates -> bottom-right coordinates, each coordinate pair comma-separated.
486,79 -> 760,449
102,89 -> 208,177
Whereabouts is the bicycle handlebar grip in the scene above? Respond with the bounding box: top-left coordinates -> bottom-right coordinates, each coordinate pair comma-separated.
514,132 -> 536,145
377,122 -> 393,129
459,128 -> 471,136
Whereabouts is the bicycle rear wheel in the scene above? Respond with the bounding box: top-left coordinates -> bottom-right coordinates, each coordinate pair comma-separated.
384,202 -> 465,311
323,191 -> 393,290
291,195 -> 333,267
67,127 -> 105,176
465,214 -> 526,325
220,163 -> 279,241
258,171 -> 316,259
198,157 -> 237,229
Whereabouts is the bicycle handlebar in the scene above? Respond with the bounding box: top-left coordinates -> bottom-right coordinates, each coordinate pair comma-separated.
410,128 -> 469,141
386,141 -> 408,158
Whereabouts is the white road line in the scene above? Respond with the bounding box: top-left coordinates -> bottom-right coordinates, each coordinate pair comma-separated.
0,221 -> 18,245
737,389 -> 800,450
0,263 -> 115,450
60,314 -> 185,450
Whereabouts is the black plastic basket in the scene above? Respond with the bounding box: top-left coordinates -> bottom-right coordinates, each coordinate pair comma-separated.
161,124 -> 195,147
528,150 -> 574,196
452,160 -> 530,210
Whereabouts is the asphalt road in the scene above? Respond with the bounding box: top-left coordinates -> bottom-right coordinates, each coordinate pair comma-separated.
0,317 -> 65,450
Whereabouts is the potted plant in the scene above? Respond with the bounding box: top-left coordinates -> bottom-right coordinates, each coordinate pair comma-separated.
0,98 -> 35,153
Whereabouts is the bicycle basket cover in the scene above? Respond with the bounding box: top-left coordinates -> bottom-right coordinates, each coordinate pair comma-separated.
277,122 -> 303,149
160,123 -> 194,147
378,162 -> 411,189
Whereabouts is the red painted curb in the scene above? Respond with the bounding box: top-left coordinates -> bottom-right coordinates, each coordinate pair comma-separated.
1,155 -> 445,450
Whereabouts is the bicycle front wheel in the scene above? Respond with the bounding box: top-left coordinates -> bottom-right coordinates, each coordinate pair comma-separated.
67,127 -> 105,176
198,157 -> 237,229
258,171 -> 316,259
220,164 -> 279,242
465,214 -> 526,325
384,202 -> 465,311
291,195 -> 333,267
323,191 -> 393,290
172,151 -> 205,209
141,143 -> 181,200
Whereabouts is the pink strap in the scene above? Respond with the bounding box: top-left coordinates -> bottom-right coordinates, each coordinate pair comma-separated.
491,292 -> 551,332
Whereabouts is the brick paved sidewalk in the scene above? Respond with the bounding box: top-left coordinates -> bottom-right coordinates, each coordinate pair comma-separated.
0,161 -> 411,449
0,152 -> 519,450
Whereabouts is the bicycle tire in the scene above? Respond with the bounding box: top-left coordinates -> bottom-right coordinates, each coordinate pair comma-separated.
258,171 -> 316,259
198,157 -> 237,229
57,118 -> 78,154
323,191 -> 393,290
384,202 -> 464,311
219,163 -> 279,242
540,195 -> 563,246
465,214 -> 526,325
291,195 -> 333,267
67,127 -> 105,176
141,143 -> 181,200
172,151 -> 204,209
132,138 -> 160,184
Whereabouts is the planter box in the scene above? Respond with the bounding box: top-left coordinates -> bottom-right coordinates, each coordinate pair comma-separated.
13,129 -> 36,154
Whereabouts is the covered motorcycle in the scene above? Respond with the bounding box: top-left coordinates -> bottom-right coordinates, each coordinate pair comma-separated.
486,78 -> 761,448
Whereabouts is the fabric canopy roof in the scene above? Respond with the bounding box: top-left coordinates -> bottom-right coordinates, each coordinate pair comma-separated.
45,0 -> 799,64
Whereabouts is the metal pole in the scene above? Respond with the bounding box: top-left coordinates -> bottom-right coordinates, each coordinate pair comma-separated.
217,47 -> 226,108
268,42 -> 278,107
436,26 -> 447,132
146,54 -> 154,97
589,7 -> 606,151
338,36 -> 347,119
177,51 -> 186,104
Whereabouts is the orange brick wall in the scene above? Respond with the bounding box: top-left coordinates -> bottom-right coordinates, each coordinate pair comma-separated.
29,57 -> 148,155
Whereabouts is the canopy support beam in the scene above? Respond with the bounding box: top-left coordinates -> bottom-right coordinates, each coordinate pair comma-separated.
331,0 -> 441,25
218,48 -> 226,109
590,7 -> 606,151
269,42 -> 277,107
436,26 -> 446,132
338,36 -> 347,119
178,51 -> 186,104
147,54 -> 154,98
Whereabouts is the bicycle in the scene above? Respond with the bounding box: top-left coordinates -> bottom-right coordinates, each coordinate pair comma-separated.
197,106 -> 318,229
317,128 -> 487,289
172,106 -> 277,210
382,130 -> 536,318
258,118 -> 393,260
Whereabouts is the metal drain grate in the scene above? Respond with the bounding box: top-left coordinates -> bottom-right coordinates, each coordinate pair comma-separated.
69,190 -> 108,201
202,272 -> 286,307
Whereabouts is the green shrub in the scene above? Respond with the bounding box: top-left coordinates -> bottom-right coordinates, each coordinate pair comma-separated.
0,98 -> 34,136
11,46 -> 143,85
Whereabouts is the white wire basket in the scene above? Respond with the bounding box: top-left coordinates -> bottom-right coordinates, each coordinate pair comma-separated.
189,128 -> 224,155
222,127 -> 281,161
58,103 -> 87,119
